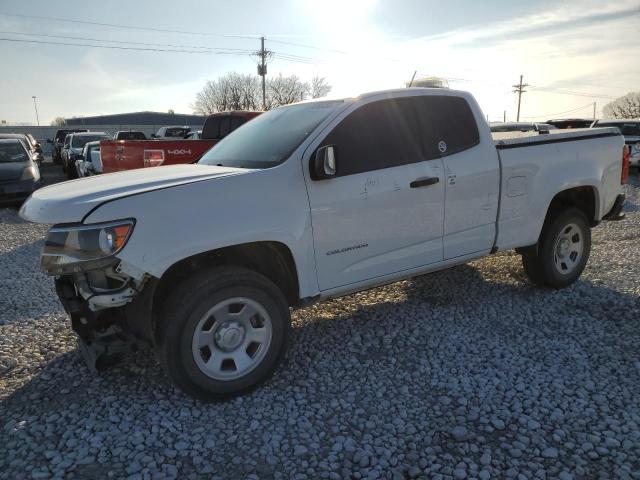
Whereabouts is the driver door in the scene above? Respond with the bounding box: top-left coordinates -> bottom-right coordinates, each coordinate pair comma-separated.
304,96 -> 445,291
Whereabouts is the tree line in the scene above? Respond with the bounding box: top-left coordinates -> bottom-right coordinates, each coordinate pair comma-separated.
192,72 -> 332,114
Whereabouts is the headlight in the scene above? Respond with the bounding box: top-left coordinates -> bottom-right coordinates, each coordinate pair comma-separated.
42,219 -> 134,274
20,165 -> 40,182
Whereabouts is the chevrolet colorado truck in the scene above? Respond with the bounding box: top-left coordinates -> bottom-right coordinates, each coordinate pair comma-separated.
20,88 -> 628,400
99,111 -> 261,173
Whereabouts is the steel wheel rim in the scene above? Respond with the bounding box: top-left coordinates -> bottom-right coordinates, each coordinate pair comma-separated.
191,297 -> 273,381
553,222 -> 583,275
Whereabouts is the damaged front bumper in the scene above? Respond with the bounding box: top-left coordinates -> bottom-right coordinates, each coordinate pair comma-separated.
54,262 -> 158,371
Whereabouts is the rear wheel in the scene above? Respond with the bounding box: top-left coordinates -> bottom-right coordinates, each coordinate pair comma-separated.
521,208 -> 591,289
157,266 -> 291,401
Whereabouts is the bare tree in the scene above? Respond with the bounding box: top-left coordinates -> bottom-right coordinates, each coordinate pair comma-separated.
192,73 -> 260,114
193,72 -> 332,113
603,92 -> 640,119
267,74 -> 310,108
50,117 -> 66,126
310,76 -> 332,99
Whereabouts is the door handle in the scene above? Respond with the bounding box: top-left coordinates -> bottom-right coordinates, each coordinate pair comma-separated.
410,177 -> 440,188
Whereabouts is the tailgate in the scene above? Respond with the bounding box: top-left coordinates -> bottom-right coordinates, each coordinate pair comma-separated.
100,140 -> 217,173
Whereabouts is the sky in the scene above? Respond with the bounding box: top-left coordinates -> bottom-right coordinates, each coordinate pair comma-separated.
0,0 -> 638,124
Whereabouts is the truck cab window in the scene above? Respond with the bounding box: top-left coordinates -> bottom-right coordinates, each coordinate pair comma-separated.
230,116 -> 246,131
219,117 -> 231,138
320,97 -> 426,176
202,118 -> 221,139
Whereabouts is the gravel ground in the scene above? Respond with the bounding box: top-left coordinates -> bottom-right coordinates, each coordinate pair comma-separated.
1,168 -> 639,480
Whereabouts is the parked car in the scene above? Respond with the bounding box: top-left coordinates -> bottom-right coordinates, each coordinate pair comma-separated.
47,129 -> 88,164
591,119 -> 640,168
25,134 -> 45,164
75,141 -> 103,177
151,126 -> 191,139
61,132 -> 111,179
20,88 -> 628,400
490,122 -> 557,133
0,133 -> 43,165
100,111 -> 261,173
0,139 -> 42,205
546,118 -> 594,129
114,131 -> 147,141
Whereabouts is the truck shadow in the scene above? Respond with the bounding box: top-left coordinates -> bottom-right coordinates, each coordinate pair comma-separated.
3,256 -> 639,400
2,253 -> 639,478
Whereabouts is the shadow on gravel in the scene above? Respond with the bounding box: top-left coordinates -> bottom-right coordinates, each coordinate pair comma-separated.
2,259 -> 639,478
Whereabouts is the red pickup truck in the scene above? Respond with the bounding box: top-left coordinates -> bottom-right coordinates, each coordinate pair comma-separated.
100,111 -> 261,173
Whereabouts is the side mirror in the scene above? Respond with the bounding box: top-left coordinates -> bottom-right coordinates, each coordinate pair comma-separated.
150,134 -> 158,139
311,145 -> 337,180
46,139 -> 52,143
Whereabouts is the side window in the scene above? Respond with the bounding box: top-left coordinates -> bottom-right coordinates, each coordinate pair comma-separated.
230,116 -> 246,132
219,117 -> 231,138
414,96 -> 479,156
320,98 -> 425,177
64,136 -> 71,147
202,118 -> 220,139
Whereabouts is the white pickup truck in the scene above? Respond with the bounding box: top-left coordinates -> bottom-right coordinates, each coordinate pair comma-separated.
20,88 -> 628,400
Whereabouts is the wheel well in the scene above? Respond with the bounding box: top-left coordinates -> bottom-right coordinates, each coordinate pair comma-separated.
547,186 -> 597,226
516,186 -> 597,257
152,242 -> 300,315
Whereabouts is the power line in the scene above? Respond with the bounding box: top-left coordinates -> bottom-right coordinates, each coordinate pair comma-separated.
0,37 -> 253,55
0,12 -> 257,39
0,36 -> 318,64
529,85 -> 616,100
0,30 -> 252,52
521,102 -> 595,119
267,38 -> 348,55
0,30 -> 254,53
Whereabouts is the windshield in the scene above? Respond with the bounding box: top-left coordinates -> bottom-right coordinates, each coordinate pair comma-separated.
596,122 -> 640,136
0,142 -> 29,163
71,135 -> 109,148
199,101 -> 343,169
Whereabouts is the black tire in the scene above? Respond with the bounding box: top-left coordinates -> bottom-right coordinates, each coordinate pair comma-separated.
521,207 -> 591,289
156,266 -> 291,401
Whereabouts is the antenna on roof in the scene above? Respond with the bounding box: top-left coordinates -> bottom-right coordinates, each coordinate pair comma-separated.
407,71 -> 417,87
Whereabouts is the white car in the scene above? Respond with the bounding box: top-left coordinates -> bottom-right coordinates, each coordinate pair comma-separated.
61,132 -> 110,179
75,141 -> 103,177
20,88 -> 628,400
591,119 -> 640,167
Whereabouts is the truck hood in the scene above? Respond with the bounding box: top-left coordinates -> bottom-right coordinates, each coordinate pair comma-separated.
19,164 -> 247,224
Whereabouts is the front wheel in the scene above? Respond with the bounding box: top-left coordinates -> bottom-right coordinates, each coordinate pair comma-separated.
157,266 -> 291,401
521,208 -> 591,289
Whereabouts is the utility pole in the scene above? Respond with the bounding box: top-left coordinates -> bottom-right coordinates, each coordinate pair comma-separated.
32,96 -> 40,126
257,37 -> 271,111
503,110 -> 506,122
593,102 -> 596,119
512,75 -> 529,122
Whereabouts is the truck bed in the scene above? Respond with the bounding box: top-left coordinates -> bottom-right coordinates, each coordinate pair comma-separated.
100,139 -> 216,173
491,127 -> 619,145
493,127 -> 623,251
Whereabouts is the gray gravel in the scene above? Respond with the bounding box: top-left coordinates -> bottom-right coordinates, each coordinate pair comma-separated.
1,170 -> 639,479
